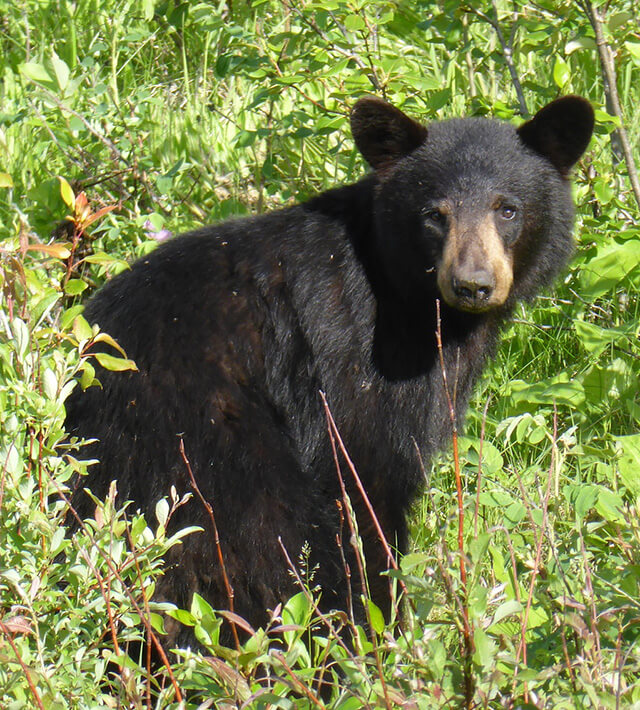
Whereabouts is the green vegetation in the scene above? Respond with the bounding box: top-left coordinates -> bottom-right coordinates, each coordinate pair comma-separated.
1,1 -> 639,707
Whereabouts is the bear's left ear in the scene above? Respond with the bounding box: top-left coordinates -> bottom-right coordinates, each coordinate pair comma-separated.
517,96 -> 594,175
351,96 -> 428,173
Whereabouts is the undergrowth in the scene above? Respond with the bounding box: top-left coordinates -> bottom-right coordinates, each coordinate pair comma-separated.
1,0 -> 639,707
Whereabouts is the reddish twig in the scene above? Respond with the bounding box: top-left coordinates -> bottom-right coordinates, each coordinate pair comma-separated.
320,393 -> 401,577
322,390 -> 416,623
271,651 -> 327,709
435,302 -> 466,590
321,397 -> 392,710
0,620 -> 46,710
474,398 -> 491,538
435,299 -> 473,707
335,501 -> 354,622
514,405 -> 558,699
124,522 -> 157,708
579,533 -> 602,677
52,481 -> 183,702
178,438 -> 240,651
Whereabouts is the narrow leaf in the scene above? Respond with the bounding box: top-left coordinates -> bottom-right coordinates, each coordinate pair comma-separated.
94,352 -> 138,372
58,176 -> 75,210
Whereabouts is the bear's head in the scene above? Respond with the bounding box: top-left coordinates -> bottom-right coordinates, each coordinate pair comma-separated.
350,95 -> 594,314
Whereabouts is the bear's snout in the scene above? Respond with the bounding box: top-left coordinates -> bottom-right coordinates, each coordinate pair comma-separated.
451,266 -> 496,307
437,211 -> 514,312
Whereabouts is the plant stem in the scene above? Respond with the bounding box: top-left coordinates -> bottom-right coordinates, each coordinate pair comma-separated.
580,0 -> 640,210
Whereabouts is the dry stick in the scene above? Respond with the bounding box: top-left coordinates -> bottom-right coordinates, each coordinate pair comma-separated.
178,439 -> 241,652
514,406 -> 558,699
434,300 -> 474,708
579,0 -> 640,211
321,401 -> 392,710
52,482 -> 183,702
0,620 -> 46,710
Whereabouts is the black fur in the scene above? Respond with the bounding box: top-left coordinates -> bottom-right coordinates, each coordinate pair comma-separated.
65,97 -> 593,645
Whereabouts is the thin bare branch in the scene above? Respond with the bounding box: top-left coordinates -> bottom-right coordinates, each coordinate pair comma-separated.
579,0 -> 640,211
178,438 -> 241,651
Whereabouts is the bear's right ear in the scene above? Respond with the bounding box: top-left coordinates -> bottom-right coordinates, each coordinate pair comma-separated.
517,96 -> 594,175
351,96 -> 428,173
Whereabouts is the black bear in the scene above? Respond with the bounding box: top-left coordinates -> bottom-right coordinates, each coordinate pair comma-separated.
65,96 -> 594,645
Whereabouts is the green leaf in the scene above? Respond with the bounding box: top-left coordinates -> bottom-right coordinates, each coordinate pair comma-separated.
12,318 -> 30,360
614,434 -> 640,496
50,50 -> 70,91
574,319 -> 635,358
58,176 -> 75,210
79,361 -> 96,390
343,14 -> 366,31
73,315 -> 93,342
282,592 -> 311,626
94,352 -> 138,372
553,56 -> 570,88
468,585 -> 487,618
593,177 -> 614,204
595,486 -> 625,524
508,373 -> 585,409
573,484 -> 599,519
61,305 -> 85,330
472,627 -> 496,668
142,0 -> 155,20
42,367 -> 58,400
167,608 -> 196,626
565,36 -> 597,53
580,238 -> 640,298
190,592 -> 215,620
610,12 -> 633,32
366,599 -> 385,634
155,498 -> 169,527
504,501 -> 526,526
492,599 -> 523,625
19,61 -> 53,84
625,41 -> 640,65
64,279 -> 88,295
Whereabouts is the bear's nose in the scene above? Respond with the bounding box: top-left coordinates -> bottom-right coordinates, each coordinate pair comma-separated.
452,269 -> 495,304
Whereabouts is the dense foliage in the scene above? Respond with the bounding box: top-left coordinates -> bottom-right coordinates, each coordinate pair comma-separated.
1,1 -> 639,707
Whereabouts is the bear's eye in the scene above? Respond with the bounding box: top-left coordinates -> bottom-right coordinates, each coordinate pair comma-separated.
424,209 -> 446,225
499,205 -> 517,220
